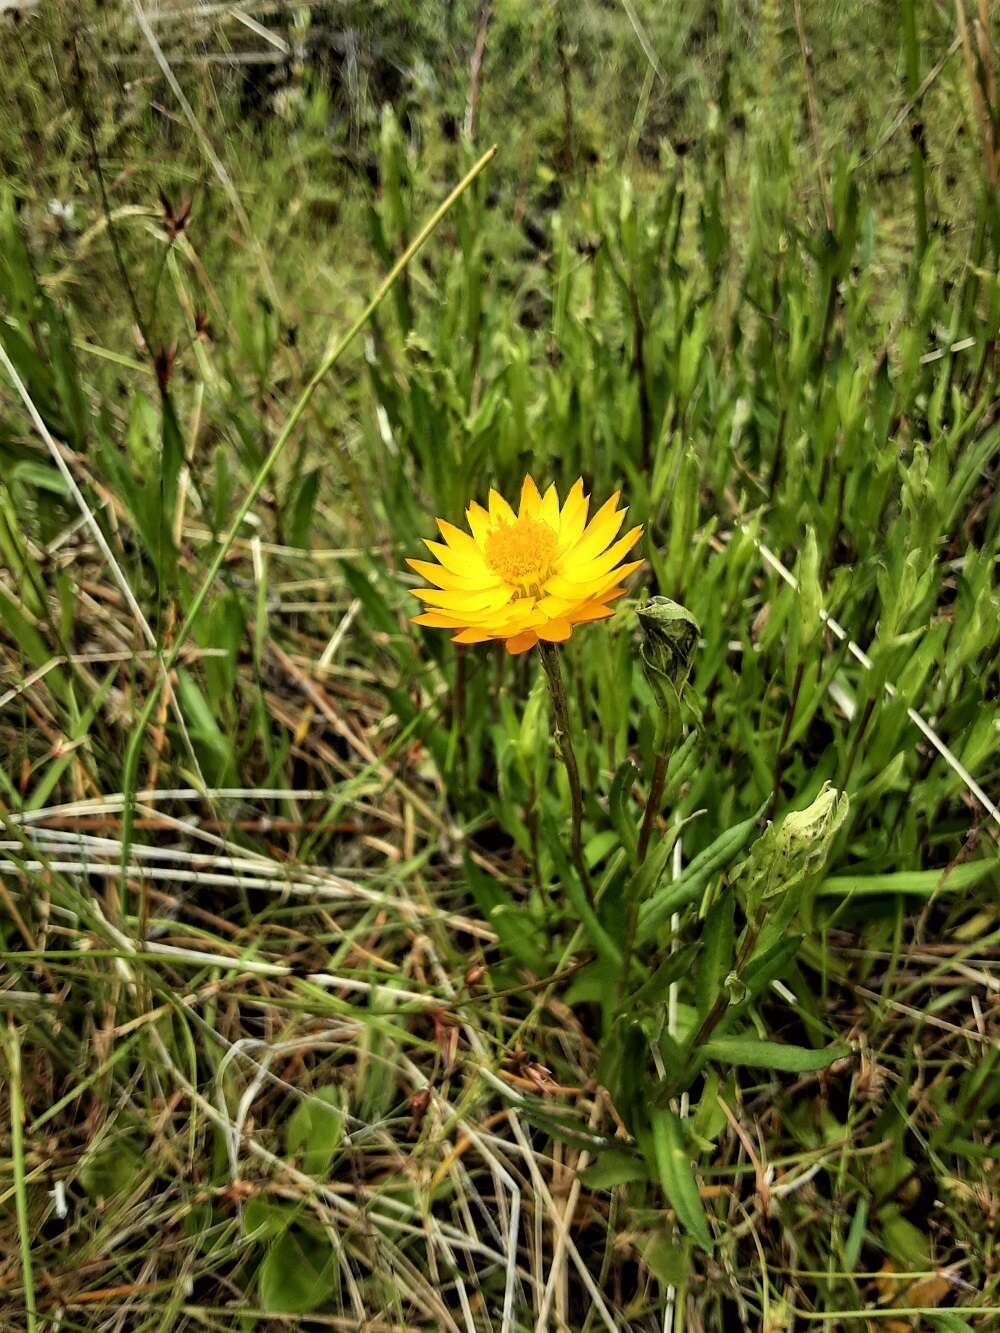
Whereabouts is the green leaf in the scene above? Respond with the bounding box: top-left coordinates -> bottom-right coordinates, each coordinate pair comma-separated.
0,584 -> 67,700
463,850 -> 505,917
244,1198 -> 293,1243
579,1148 -> 650,1190
286,1086 -> 344,1177
519,1106 -> 612,1153
928,1314 -> 976,1332
879,1209 -> 930,1268
650,1108 -> 713,1252
341,558 -> 400,639
695,892 -> 735,1021
286,468 -> 321,547
629,942 -> 699,1009
176,668 -> 235,784
819,860 -> 994,897
639,809 -> 761,942
701,1037 -> 851,1073
258,1226 -> 337,1314
843,1196 -> 868,1271
796,527 -> 823,649
739,934 -> 804,1003
609,760 -> 639,863
642,1229 -> 691,1286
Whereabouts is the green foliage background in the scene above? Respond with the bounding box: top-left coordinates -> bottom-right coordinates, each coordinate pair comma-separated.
0,1 -> 998,1328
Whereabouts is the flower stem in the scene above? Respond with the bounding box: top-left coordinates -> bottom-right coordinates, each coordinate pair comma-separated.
621,718 -> 672,998
638,706 -> 676,863
637,750 -> 668,863
539,641 -> 593,906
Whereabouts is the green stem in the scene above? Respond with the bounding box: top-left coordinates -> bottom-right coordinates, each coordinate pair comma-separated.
637,749 -> 668,863
5,1022 -> 37,1333
539,641 -> 593,906
622,716 -> 673,996
656,912 -> 763,1104
117,145 -> 499,913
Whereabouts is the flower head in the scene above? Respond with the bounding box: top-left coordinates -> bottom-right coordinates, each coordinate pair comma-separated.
409,477 -> 643,654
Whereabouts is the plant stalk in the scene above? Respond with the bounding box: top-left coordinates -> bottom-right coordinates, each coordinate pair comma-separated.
638,750 -> 669,863
539,641 -> 593,905
623,715 -> 674,997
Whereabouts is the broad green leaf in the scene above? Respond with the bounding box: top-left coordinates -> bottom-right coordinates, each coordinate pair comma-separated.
244,1198 -> 293,1243
639,809 -> 762,942
258,1227 -> 337,1314
286,1086 -> 344,1178
642,1229 -> 691,1286
880,1209 -> 931,1268
286,468 -> 321,547
489,903 -> 550,974
579,1148 -> 650,1190
843,1196 -> 868,1271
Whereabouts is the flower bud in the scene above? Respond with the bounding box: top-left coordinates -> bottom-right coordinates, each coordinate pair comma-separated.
736,783 -> 849,913
636,597 -> 700,720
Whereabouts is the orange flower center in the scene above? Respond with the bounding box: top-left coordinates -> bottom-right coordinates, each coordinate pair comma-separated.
484,516 -> 557,588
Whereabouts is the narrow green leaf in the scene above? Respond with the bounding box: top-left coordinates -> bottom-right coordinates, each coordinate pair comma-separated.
819,861 -> 994,897
701,1037 -> 851,1073
650,1108 -> 713,1252
639,809 -> 762,941
695,892 -> 735,1021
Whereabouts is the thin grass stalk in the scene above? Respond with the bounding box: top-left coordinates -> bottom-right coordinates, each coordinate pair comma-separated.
4,1022 -> 38,1333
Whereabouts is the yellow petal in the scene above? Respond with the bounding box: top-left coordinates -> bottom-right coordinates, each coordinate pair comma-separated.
466,501 -> 493,548
413,585 -> 513,612
422,538 -> 490,579
518,475 -> 542,517
436,518 -> 486,563
488,488 -> 516,524
557,479 -> 589,551
537,619 -> 572,642
556,527 -> 643,583
539,483 -> 560,529
452,628 -> 495,643
413,611 -> 468,628
543,559 -> 642,602
535,594 -> 576,617
543,572 -> 611,600
407,558 -> 498,592
567,494 -> 625,563
504,631 -> 538,654
568,601 -> 616,623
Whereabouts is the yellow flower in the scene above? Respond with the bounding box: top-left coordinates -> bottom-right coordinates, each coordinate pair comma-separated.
408,476 -> 643,654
